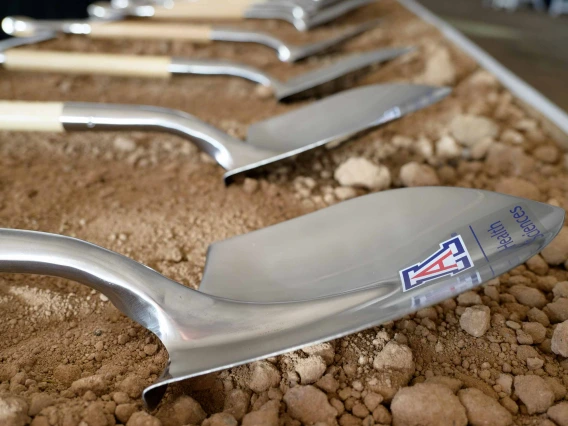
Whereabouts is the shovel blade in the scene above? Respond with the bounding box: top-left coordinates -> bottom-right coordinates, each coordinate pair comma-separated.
199,187 -> 564,302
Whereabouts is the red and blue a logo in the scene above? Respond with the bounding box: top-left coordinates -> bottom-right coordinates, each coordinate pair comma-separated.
399,235 -> 474,292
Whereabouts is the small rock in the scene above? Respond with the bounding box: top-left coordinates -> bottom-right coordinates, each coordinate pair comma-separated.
112,392 -> 130,405
143,344 -> 158,356
118,375 -> 146,399
126,412 -> 162,426
204,413 -> 239,426
544,377 -> 567,401
53,364 -> 82,387
0,396 -> 30,426
526,254 -> 549,275
334,157 -> 391,190
417,46 -> 456,86
527,307 -> 550,327
372,405 -> 392,424
522,322 -> 547,344
248,361 -> 281,393
435,135 -> 461,160
460,305 -> 490,337
527,357 -> 544,370
283,385 -> 337,424
363,392 -> 383,411
458,388 -> 513,426
552,320 -> 568,356
496,374 -> 513,395
334,186 -> 357,201
457,291 -> 482,306
424,376 -> 463,394
115,404 -> 137,424
548,402 -> 568,426
534,145 -> 559,163
553,281 -> 568,299
373,341 -> 414,372
224,389 -> 250,422
495,177 -> 540,200
294,356 -> 326,384
315,374 -> 339,393
544,298 -> 568,323
172,395 -> 207,425
509,285 -> 546,308
302,343 -> 335,366
517,345 -> 540,362
399,162 -> 440,187
242,178 -> 259,194
541,227 -> 568,265
514,375 -> 555,414
450,115 -> 499,147
391,383 -> 467,426
28,394 -> 54,417
242,410 -> 277,426
71,375 -> 107,396
114,137 -> 137,152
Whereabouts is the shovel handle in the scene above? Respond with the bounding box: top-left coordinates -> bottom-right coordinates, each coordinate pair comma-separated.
89,21 -> 213,42
3,50 -> 172,79
0,101 -> 64,132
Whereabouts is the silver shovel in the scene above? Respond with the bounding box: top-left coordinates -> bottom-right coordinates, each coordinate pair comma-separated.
0,34 -> 413,102
88,0 -> 376,31
0,187 -> 562,408
2,16 -> 379,62
0,83 -> 450,183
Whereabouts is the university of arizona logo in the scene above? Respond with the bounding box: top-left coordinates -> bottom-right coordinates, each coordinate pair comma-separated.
400,235 -> 474,292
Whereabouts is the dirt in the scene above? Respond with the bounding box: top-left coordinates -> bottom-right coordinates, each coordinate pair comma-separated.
1,1 -> 568,425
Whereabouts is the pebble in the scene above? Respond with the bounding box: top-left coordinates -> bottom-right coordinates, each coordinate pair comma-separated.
334,186 -> 357,201
457,291 -> 482,306
460,305 -> 490,337
373,341 -> 414,372
302,342 -> 335,365
242,178 -> 259,194
533,145 -> 559,163
113,137 -> 137,152
203,413 -> 239,426
509,285 -> 546,308
553,281 -> 568,299
248,361 -> 281,393
418,46 -> 456,86
526,254 -> 549,275
551,320 -> 568,356
363,392 -> 383,411
514,375 -> 555,414
494,177 -> 541,200
435,135 -> 461,160
172,395 -> 207,425
496,374 -> 513,395
544,298 -> 568,323
399,162 -> 440,187
28,394 -> 54,417
115,403 -> 137,424
424,376 -> 463,394
242,410 -> 277,426
283,385 -> 337,424
527,307 -> 551,327
294,356 -> 326,384
522,322 -> 547,344
458,388 -> 513,426
547,402 -> 568,426
118,375 -> 146,398
391,383 -> 467,426
70,375 -> 107,396
224,389 -> 250,422
334,157 -> 391,190
373,405 -> 392,424
126,412 -> 162,426
53,364 -> 82,387
541,227 -> 568,265
450,114 -> 499,147
0,396 -> 30,426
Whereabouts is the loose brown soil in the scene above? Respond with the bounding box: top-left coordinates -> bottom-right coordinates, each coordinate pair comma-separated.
1,1 -> 568,425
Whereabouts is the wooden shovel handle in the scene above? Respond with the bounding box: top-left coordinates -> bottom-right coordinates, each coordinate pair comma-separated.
4,50 -> 172,79
0,101 -> 64,132
151,1 -> 250,19
89,21 -> 213,42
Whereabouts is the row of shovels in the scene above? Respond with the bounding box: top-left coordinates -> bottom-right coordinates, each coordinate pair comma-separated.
1,0 -> 565,412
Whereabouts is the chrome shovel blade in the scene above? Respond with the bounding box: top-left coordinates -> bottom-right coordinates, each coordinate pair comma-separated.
199,188 -> 564,303
276,47 -> 414,101
246,83 -> 451,152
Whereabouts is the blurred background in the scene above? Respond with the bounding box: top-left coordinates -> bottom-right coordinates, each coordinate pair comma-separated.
0,0 -> 566,111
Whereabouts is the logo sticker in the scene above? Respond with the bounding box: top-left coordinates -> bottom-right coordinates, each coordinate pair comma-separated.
400,235 -> 474,292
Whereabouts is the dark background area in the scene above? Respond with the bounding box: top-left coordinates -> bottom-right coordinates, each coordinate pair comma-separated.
0,0 -> 566,112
